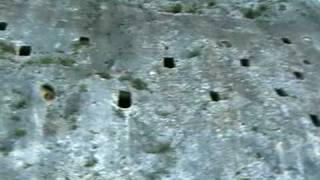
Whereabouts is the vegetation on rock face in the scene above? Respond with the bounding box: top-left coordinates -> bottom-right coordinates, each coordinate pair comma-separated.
242,4 -> 269,19
165,3 -> 183,14
0,140 -> 13,156
118,73 -> 132,81
144,142 -> 171,154
84,158 -> 97,167
279,4 -> 287,11
184,4 -> 200,14
79,84 -> 88,93
11,115 -> 21,121
207,0 -> 216,7
130,78 -> 148,91
0,40 -> 15,57
26,57 -> 76,67
60,58 -> 76,67
13,100 -> 27,109
165,1 -> 217,14
187,48 -> 201,58
119,73 -> 148,91
37,57 -> 55,64
96,71 -> 112,79
14,128 -> 27,137
68,116 -> 78,130
218,40 -> 232,48
258,4 -> 268,12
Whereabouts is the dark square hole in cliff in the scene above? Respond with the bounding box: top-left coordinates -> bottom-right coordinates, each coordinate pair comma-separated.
41,84 -> 55,101
163,57 -> 175,68
118,91 -> 131,108
19,46 -> 31,56
281,37 -> 291,44
79,37 -> 90,45
240,59 -> 250,67
0,22 -> 7,30
275,88 -> 288,97
293,71 -> 304,80
210,91 -> 220,101
310,114 -> 320,127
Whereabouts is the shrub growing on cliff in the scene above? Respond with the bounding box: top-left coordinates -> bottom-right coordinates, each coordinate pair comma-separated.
131,78 -> 148,91
14,128 -> 27,137
79,84 -> 88,93
242,4 -> 268,19
165,3 -> 182,13
0,40 -> 15,57
207,0 -> 216,7
184,4 -> 200,14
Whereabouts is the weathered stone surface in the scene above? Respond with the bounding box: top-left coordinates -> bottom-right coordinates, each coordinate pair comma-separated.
1,0 -> 320,179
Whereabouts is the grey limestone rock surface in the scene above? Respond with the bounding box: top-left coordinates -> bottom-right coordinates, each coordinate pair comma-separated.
1,0 -> 320,179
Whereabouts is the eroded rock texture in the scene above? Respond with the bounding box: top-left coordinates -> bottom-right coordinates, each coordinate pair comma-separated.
1,0 -> 320,179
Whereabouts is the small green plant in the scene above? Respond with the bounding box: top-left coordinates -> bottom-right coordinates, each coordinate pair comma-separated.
251,126 -> 258,132
0,40 -> 15,55
279,4 -> 286,11
79,84 -> 88,92
67,116 -> 78,130
218,40 -> 232,48
96,72 -> 112,79
26,57 -> 56,65
243,8 -> 259,19
145,142 -> 171,154
14,128 -> 27,137
84,158 -> 97,167
165,3 -> 182,14
242,4 -> 268,19
11,115 -> 21,121
119,74 -> 148,91
131,78 -> 148,91
187,49 -> 201,58
60,58 -> 76,67
25,57 -> 76,67
39,57 -> 55,64
157,111 -> 171,117
23,163 -> 33,169
119,74 -> 132,81
207,0 -> 216,7
13,100 -> 27,109
238,178 -> 250,180
0,142 -> 13,156
258,4 -> 268,12
184,4 -> 199,14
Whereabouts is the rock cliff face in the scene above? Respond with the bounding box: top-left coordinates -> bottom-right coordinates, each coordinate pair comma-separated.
1,0 -> 320,179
